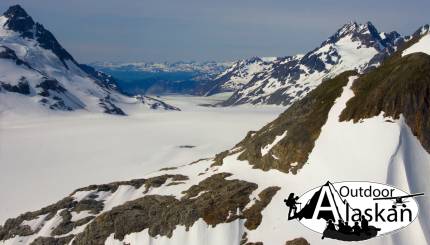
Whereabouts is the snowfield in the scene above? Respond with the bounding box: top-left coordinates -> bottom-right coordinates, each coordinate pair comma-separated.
0,93 -> 284,224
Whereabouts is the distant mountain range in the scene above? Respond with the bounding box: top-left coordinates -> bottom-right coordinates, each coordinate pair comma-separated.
93,21 -> 408,108
0,5 -> 179,116
91,61 -> 232,96
92,61 -> 231,74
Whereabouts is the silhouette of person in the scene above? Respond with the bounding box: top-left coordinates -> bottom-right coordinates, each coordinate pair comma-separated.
338,220 -> 352,234
344,221 -> 352,233
326,219 -> 336,231
284,193 -> 300,220
361,215 -> 369,232
353,221 -> 361,235
338,219 -> 345,233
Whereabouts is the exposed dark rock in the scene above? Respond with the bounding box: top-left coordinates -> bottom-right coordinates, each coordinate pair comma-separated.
165,181 -> 186,186
34,79 -> 76,110
73,179 -> 147,194
73,175 -> 188,195
36,79 -> 67,95
73,199 -> 104,214
99,96 -> 127,116
0,220 -> 34,240
30,235 -> 74,245
340,52 -> 430,153
78,64 -> 122,93
159,167 -> 178,171
0,197 -> 75,240
51,210 -> 74,236
73,173 -> 263,244
243,186 -> 280,230
178,145 -> 196,148
285,237 -> 310,245
0,45 -> 32,68
0,174 -> 190,241
226,71 -> 356,173
211,150 -> 230,166
135,95 -> 181,111
240,232 -> 249,245
51,210 -> 95,237
3,5 -> 35,39
143,174 -> 189,193
1,79 -> 30,95
0,194 -> 104,239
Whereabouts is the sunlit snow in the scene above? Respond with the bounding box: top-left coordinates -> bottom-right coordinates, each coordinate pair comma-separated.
402,34 -> 430,56
0,93 -> 284,224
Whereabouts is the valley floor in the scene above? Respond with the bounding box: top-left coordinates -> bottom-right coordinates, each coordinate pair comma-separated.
0,93 -> 284,223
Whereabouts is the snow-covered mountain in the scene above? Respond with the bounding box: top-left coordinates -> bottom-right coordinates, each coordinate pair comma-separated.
205,57 -> 277,95
2,25 -> 430,245
219,21 -> 403,106
0,5 -> 179,116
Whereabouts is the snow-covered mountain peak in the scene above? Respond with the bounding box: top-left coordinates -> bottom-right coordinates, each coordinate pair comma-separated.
204,56 -> 274,95
322,21 -> 400,52
0,5 -> 179,115
219,21 -> 403,106
1,5 -> 76,69
2,5 -> 34,34
334,21 -> 366,37
410,24 -> 430,39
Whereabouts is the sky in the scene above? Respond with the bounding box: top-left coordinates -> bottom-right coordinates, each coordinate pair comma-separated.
0,0 -> 428,63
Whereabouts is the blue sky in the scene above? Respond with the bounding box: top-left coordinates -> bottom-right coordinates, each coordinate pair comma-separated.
0,0 -> 428,63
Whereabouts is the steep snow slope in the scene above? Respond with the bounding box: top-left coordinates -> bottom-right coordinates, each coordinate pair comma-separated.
0,5 -> 176,116
220,22 -> 402,106
403,27 -> 430,56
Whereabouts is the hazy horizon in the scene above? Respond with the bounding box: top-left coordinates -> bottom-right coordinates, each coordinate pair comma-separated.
0,0 -> 428,63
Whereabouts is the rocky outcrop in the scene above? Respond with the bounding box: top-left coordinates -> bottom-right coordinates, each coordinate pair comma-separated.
31,236 -> 74,245
99,96 -> 127,116
0,45 -> 32,68
135,95 -> 181,111
340,52 -> 430,153
0,171 -> 280,244
78,64 -> 122,93
285,237 -> 310,245
221,71 -> 356,173
0,174 -> 189,241
73,173 -> 279,244
1,80 -> 30,95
